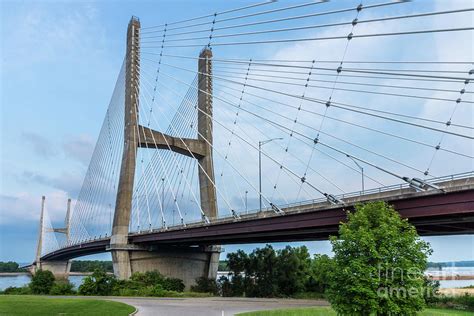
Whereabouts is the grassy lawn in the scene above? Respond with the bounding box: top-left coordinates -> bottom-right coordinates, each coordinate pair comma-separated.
238,307 -> 474,316
0,295 -> 135,315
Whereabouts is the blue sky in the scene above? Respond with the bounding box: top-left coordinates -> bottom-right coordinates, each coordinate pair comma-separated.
0,0 -> 473,263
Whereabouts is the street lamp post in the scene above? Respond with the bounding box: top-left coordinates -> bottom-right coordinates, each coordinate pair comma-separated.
245,190 -> 248,214
161,178 -> 165,227
259,138 -> 283,213
347,155 -> 364,194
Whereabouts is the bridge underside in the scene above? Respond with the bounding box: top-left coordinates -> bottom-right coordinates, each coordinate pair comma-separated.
41,188 -> 474,262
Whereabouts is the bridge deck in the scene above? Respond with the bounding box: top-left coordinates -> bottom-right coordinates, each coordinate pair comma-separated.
41,176 -> 474,261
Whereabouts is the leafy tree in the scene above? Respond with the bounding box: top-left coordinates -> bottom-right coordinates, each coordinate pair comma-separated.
0,261 -> 26,272
78,268 -> 116,296
275,246 -> 311,295
306,254 -> 333,294
29,269 -> 55,294
327,201 -> 432,316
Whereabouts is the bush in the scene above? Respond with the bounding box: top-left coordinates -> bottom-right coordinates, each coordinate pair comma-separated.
162,278 -> 185,292
2,286 -> 32,295
78,269 -> 116,296
190,277 -> 219,295
30,269 -> 55,294
130,271 -> 164,286
430,293 -> 474,311
49,280 -> 76,295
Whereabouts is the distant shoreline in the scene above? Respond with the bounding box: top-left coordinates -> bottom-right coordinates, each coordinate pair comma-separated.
428,275 -> 474,281
0,272 -> 29,276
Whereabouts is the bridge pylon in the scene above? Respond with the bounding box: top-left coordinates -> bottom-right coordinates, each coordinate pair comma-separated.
110,16 -> 220,287
29,196 -> 71,279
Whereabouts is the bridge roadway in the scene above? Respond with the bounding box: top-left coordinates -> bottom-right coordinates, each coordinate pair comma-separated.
41,175 -> 474,261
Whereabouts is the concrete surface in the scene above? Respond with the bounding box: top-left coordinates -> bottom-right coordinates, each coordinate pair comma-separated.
107,297 -> 329,316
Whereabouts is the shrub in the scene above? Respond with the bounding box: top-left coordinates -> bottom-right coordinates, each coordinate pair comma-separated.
78,268 -> 116,296
130,271 -> 164,286
2,286 -> 32,295
162,278 -> 185,292
49,280 -> 76,295
190,277 -> 219,295
30,269 -> 55,294
430,293 -> 474,311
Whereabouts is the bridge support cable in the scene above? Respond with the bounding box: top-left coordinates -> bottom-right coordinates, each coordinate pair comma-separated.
142,1 -> 408,37
150,80 -> 295,212
145,59 -> 474,141
71,66 -> 125,243
215,84 -> 384,188
214,81 -> 473,160
423,68 -> 474,177
133,77 -> 199,228
138,73 -> 243,220
149,62 -> 454,177
152,71 -> 342,205
142,8 -> 474,44
210,85 -> 346,195
137,65 -> 293,212
133,82 -> 209,224
211,71 -> 472,104
300,3 -> 361,200
141,0 -> 278,32
69,63 -> 126,245
218,59 -> 256,210
155,68 -> 447,195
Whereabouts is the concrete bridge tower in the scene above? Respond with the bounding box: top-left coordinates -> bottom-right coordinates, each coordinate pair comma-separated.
110,16 -> 220,287
30,196 -> 72,279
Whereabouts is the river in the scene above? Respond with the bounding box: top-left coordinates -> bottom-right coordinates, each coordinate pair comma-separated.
0,268 -> 473,291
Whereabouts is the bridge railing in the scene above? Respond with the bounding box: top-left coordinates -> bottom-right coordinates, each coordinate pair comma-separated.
241,171 -> 474,216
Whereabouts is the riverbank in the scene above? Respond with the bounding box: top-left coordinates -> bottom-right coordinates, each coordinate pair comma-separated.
430,275 -> 474,280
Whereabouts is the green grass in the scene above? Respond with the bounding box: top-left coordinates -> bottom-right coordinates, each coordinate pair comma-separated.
0,295 -> 135,315
237,307 -> 474,316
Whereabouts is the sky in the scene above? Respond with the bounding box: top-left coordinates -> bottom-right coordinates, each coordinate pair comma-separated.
0,0 -> 473,263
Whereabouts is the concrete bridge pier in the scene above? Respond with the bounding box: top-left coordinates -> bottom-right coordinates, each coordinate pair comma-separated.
32,261 -> 71,279
128,245 -> 221,289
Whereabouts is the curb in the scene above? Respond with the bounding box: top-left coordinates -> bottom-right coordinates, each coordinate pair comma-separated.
129,307 -> 139,316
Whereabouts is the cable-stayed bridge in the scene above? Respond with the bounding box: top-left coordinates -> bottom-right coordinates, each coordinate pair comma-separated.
31,1 -> 473,287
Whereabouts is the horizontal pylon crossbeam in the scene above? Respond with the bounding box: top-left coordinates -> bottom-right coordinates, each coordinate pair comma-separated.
138,125 -> 206,159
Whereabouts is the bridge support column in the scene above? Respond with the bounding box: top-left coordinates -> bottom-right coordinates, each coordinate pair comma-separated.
110,16 -> 140,280
34,261 -> 71,280
128,246 -> 221,289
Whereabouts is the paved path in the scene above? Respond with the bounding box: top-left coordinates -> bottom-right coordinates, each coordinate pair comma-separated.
108,297 -> 329,316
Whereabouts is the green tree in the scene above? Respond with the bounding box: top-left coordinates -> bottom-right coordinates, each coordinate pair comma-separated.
78,268 -> 116,296
306,254 -> 333,294
327,201 -> 432,316
275,246 -> 311,295
29,269 -> 55,294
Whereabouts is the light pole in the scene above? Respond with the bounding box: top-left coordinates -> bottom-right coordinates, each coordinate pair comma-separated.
347,155 -> 364,194
245,190 -> 248,214
259,138 -> 283,213
161,178 -> 165,227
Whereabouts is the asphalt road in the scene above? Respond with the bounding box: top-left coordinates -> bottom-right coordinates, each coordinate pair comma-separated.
108,297 -> 329,316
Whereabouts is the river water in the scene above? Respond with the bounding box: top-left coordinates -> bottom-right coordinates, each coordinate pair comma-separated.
0,268 -> 473,291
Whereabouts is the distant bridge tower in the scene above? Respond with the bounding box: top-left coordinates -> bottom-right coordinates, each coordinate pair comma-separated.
30,196 -> 71,279
110,16 -> 220,286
